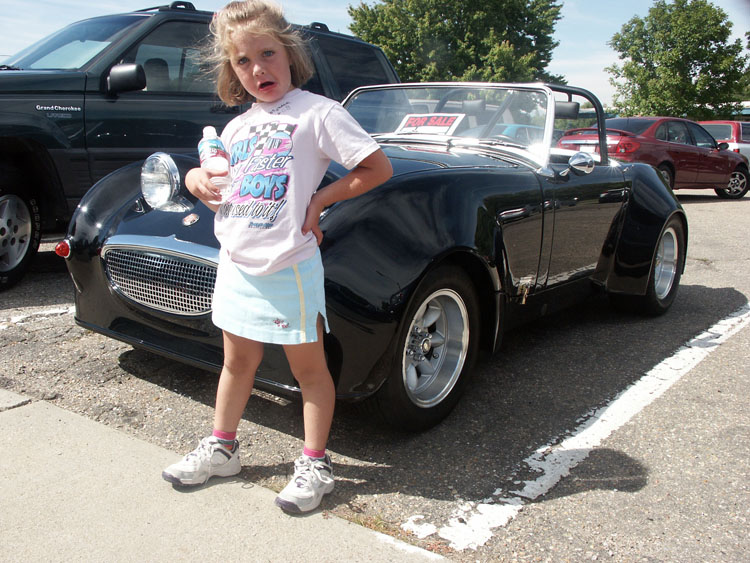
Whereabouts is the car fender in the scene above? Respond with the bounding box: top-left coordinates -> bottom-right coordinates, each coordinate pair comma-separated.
67,152 -> 204,258
319,167 -> 523,396
604,162 -> 687,295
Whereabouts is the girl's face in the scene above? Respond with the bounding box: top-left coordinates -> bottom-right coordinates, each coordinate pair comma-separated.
230,32 -> 293,103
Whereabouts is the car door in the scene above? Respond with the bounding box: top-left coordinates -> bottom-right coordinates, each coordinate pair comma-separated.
84,19 -> 242,183
537,162 -> 627,289
660,120 -> 700,187
687,121 -> 731,186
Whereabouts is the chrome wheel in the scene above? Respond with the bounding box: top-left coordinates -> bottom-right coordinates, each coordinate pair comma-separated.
401,288 -> 470,408
715,168 -> 749,199
653,226 -> 678,301
0,194 -> 33,273
726,170 -> 747,196
374,266 -> 480,430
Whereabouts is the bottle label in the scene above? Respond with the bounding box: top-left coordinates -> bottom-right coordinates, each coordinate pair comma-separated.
198,138 -> 229,164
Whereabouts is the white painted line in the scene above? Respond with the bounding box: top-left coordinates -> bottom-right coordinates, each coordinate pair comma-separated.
403,304 -> 750,551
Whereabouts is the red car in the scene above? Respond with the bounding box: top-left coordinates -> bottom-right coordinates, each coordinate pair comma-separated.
559,117 -> 749,199
699,120 -> 750,160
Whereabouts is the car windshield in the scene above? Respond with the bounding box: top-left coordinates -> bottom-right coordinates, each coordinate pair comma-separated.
3,15 -> 145,70
701,123 -> 732,141
605,118 -> 656,135
344,84 -> 554,156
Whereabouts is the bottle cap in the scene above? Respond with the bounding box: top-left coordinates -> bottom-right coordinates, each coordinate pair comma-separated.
203,126 -> 217,138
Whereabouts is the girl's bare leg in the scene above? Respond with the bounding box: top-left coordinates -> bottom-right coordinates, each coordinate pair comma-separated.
283,316 -> 335,451
213,331 -> 264,433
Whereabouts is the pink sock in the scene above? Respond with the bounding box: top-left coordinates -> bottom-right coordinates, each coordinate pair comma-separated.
303,446 -> 326,459
213,429 -> 236,442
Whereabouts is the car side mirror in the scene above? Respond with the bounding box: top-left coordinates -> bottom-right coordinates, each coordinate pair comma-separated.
717,142 -> 729,150
107,63 -> 147,94
555,101 -> 580,120
560,151 -> 595,177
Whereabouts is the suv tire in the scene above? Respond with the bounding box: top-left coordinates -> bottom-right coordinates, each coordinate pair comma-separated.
0,165 -> 41,290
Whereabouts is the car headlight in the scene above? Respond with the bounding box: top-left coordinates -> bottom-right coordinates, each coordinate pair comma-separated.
140,152 -> 190,211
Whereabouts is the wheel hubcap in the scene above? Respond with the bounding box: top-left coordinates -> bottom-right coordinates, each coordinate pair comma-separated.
402,289 -> 469,408
653,226 -> 678,300
726,171 -> 747,195
0,195 -> 32,272
659,168 -> 671,186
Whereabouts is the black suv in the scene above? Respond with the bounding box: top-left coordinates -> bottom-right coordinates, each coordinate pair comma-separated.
0,1 -> 398,289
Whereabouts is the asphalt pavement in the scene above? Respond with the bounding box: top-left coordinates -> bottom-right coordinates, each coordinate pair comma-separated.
2,191 -> 749,561
0,389 -> 442,562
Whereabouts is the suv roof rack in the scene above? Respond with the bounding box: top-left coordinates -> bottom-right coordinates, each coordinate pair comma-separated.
137,2 -> 196,12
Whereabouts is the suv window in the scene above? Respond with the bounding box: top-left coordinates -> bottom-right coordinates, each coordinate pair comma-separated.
701,123 -> 731,141
742,122 -> 750,142
301,62 -> 325,97
687,122 -> 715,149
122,21 -> 213,94
315,35 -> 393,98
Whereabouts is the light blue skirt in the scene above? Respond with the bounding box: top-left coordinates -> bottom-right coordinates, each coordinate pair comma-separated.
212,249 -> 329,345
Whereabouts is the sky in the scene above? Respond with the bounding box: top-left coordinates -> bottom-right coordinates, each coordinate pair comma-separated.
1,0 -> 748,106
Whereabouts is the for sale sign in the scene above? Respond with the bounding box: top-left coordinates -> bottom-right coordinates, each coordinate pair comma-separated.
395,113 -> 465,135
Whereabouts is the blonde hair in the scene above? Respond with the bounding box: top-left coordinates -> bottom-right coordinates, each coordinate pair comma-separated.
209,0 -> 314,106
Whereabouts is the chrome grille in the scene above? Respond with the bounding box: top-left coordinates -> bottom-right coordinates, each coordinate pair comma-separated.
104,248 -> 216,315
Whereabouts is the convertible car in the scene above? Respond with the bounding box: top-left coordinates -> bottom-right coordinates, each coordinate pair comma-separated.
57,83 -> 687,430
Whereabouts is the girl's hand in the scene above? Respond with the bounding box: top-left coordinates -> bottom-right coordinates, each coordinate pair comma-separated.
302,193 -> 325,245
185,167 -> 227,210
300,149 -> 392,246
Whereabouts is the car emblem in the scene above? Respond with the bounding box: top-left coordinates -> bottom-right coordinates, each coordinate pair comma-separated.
182,213 -> 200,226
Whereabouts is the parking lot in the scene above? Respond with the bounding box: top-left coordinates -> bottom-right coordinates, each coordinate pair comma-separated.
1,189 -> 748,561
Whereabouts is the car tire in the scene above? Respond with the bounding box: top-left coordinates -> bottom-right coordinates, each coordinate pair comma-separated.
714,167 -> 749,199
373,266 -> 480,431
610,216 -> 685,316
657,163 -> 674,189
0,166 -> 42,290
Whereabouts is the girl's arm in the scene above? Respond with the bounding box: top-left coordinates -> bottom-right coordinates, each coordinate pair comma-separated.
302,149 -> 393,244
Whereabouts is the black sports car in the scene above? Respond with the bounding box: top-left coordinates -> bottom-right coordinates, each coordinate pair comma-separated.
58,83 -> 687,430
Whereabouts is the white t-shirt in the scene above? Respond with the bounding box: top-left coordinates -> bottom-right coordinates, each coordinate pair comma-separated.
214,89 -> 379,275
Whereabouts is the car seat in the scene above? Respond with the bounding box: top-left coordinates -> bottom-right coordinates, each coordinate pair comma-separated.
143,58 -> 171,91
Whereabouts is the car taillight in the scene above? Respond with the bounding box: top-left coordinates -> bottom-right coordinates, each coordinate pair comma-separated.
612,140 -> 640,154
733,148 -> 740,153
55,239 -> 71,259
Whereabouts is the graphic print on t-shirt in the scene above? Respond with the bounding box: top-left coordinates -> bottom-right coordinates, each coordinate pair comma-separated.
221,121 -> 298,230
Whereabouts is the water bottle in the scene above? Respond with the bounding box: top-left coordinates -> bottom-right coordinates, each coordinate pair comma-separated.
198,126 -> 230,204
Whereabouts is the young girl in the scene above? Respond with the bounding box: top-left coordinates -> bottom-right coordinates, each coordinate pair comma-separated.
161,0 -> 392,514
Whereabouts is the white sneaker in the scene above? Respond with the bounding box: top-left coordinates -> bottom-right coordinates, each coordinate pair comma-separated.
162,436 -> 241,486
275,454 -> 334,513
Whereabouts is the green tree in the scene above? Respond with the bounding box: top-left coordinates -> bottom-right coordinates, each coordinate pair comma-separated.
348,0 -> 563,83
606,0 -> 749,119
736,31 -> 750,102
